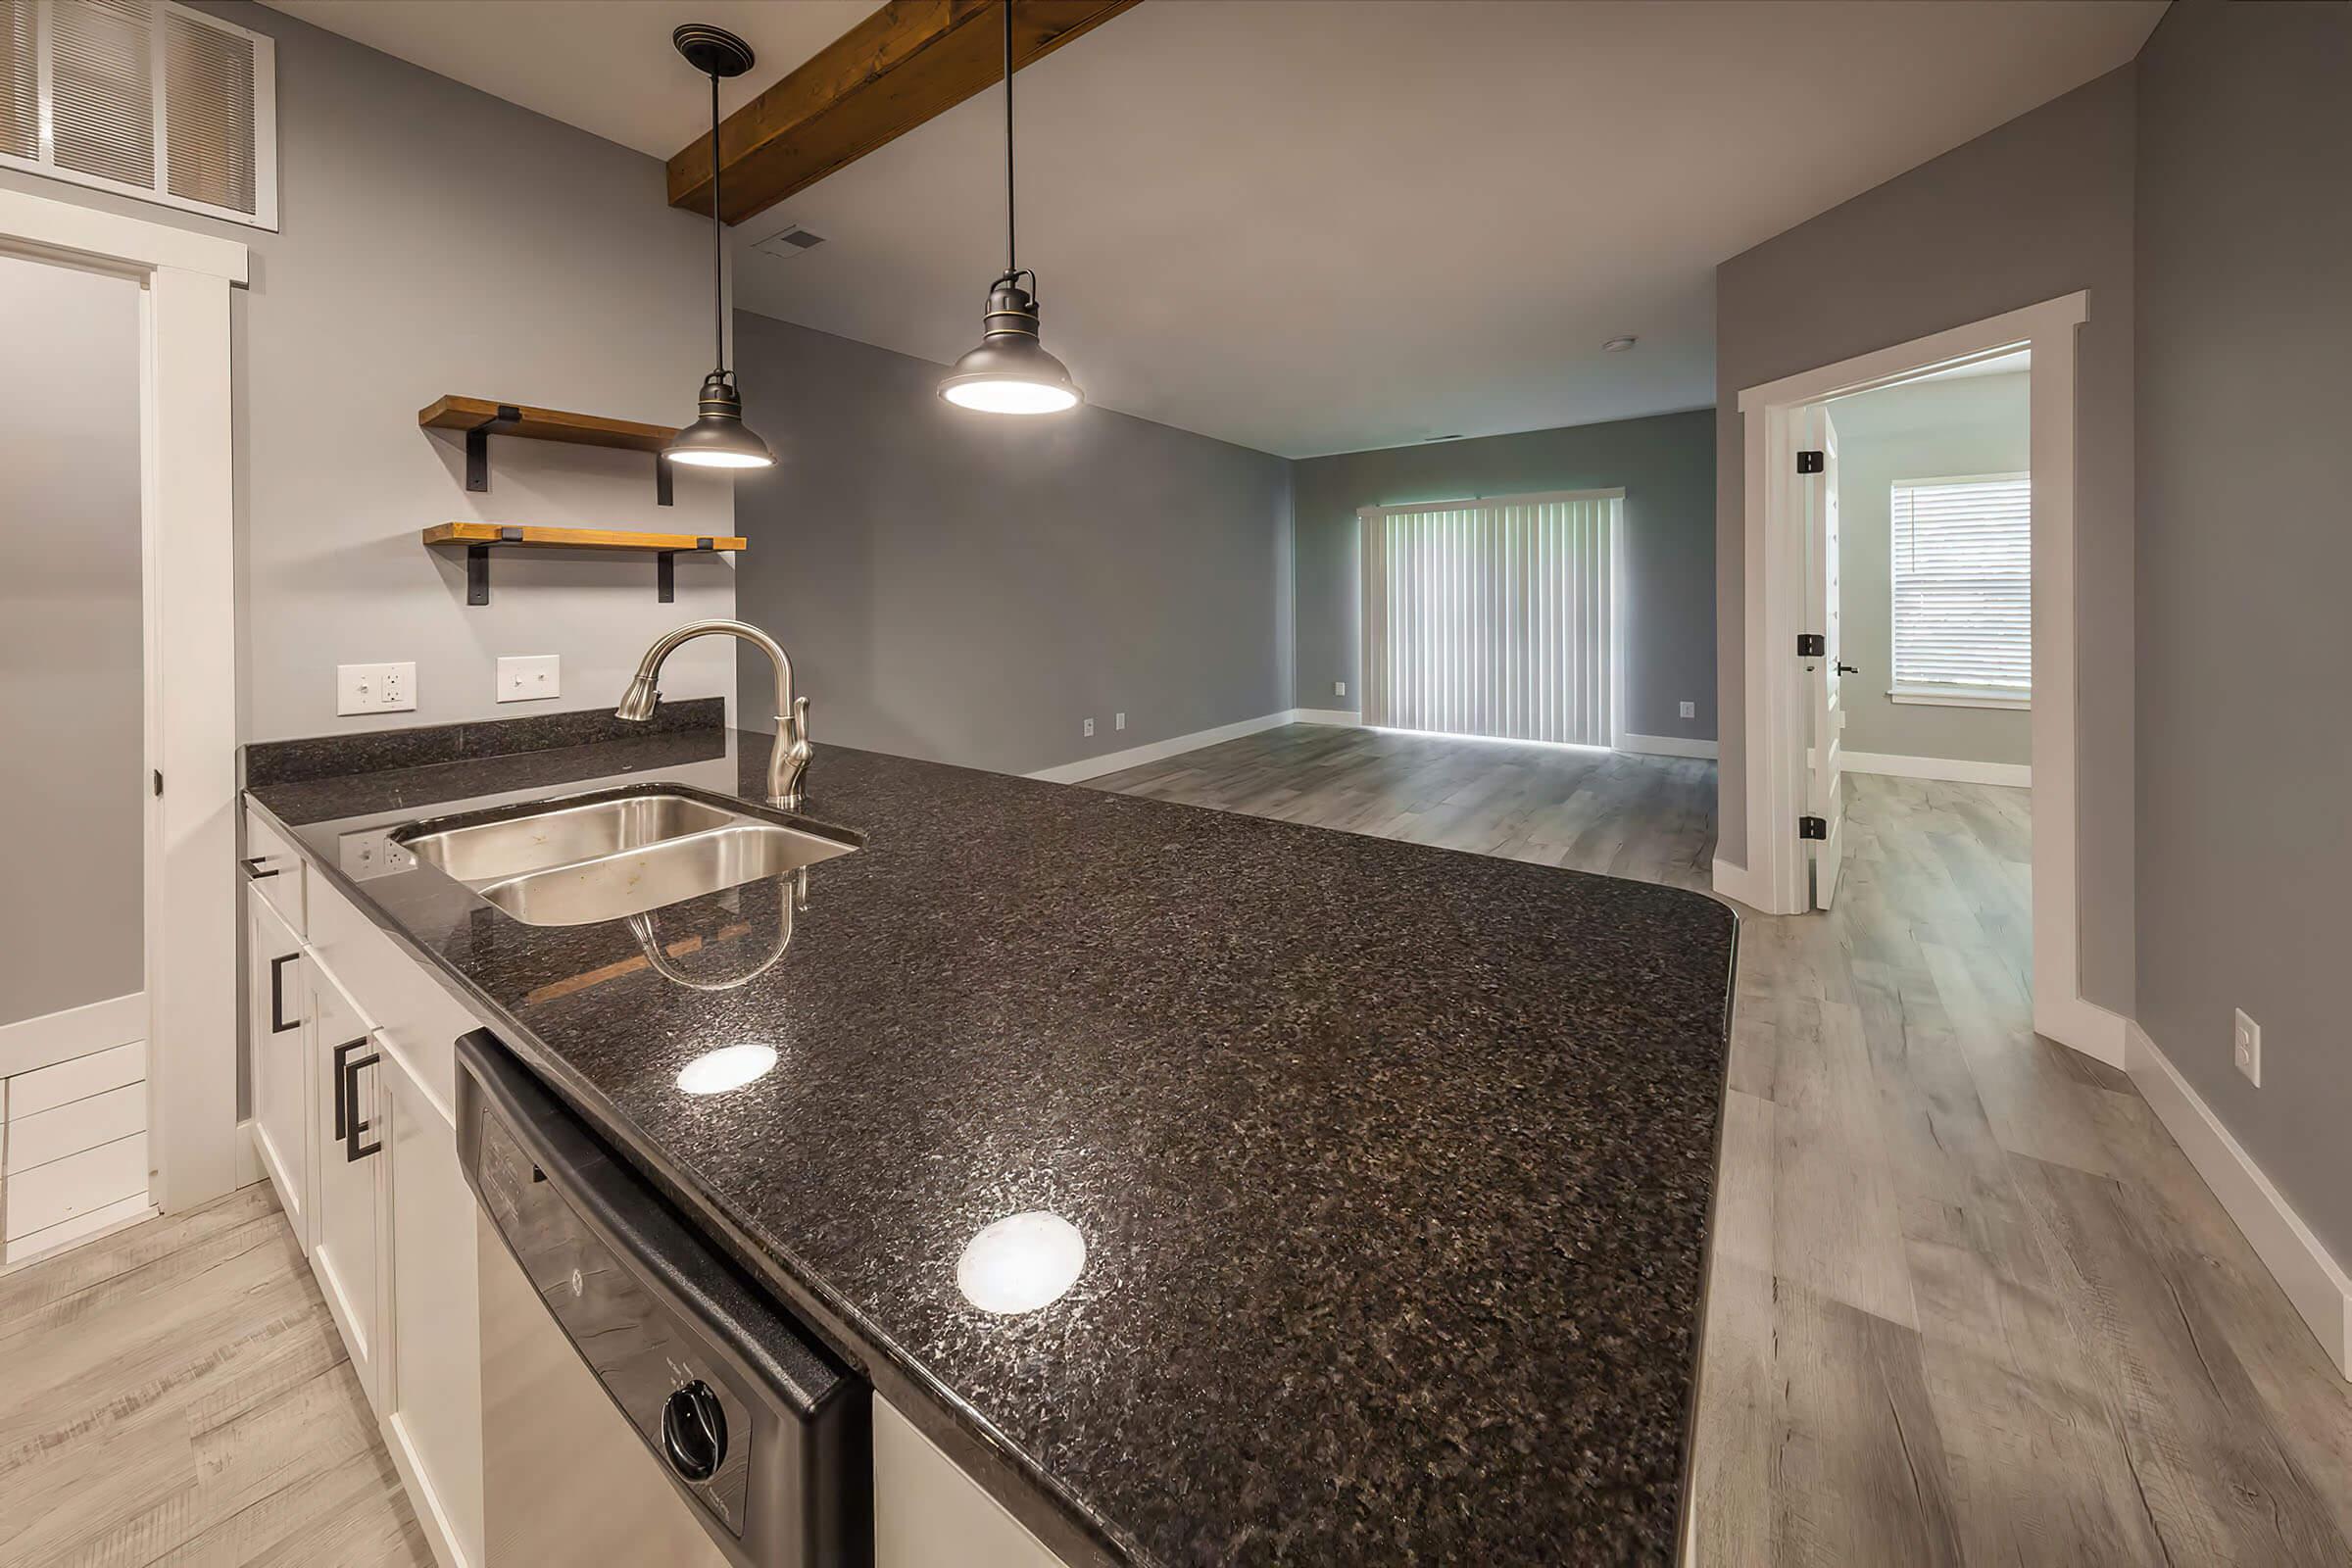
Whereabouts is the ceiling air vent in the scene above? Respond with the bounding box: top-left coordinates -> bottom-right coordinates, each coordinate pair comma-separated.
0,0 -> 275,229
753,222 -> 826,261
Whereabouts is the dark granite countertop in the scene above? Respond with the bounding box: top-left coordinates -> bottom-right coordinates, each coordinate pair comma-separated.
248,724 -> 1737,1566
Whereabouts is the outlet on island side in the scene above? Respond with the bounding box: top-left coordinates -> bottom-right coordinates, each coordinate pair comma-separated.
2233,1008 -> 2261,1087
1115,712 -> 1126,731
1680,701 -> 1696,719
1335,680 -> 1347,699
1084,717 -> 1095,738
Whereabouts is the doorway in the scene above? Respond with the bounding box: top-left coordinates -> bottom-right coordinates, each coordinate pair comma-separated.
0,185 -> 246,1229
1723,292 -> 2125,1068
0,254 -> 151,1259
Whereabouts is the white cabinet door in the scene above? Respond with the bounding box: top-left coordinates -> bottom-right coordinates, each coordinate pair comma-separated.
246,889 -> 312,1249
309,962 -> 386,1411
381,1049 -> 485,1568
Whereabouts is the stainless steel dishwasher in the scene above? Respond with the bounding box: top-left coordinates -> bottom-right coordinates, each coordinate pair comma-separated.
457,1030 -> 870,1567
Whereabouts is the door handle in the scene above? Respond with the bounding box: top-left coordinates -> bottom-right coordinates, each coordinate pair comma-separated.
336,1038 -> 382,1161
1835,662 -> 1860,676
269,954 -> 300,1033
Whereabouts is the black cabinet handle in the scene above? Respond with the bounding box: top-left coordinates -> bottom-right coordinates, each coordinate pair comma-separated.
269,954 -> 300,1033
337,1040 -> 382,1161
1835,661 -> 1861,676
240,856 -> 280,880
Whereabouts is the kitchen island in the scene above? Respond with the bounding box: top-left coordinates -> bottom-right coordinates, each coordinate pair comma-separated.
247,717 -> 1738,1566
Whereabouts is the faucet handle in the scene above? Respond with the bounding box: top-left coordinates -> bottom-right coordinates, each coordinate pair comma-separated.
789,695 -> 811,747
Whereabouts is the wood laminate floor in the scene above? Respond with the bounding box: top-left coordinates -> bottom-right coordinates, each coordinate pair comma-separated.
4,724 -> 2343,1566
1099,723 -> 2352,1567
0,1183 -> 432,1568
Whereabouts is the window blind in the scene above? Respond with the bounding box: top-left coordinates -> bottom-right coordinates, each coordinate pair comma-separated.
1890,473 -> 2031,698
1359,492 -> 1619,746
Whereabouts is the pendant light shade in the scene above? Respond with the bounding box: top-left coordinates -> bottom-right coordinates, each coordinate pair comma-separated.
939,4 -> 1083,415
666,24 -> 775,470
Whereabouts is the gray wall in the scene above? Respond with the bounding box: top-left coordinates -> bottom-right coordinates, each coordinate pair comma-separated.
1715,65 -> 2135,1012
729,311 -> 1294,777
1832,371 -> 2032,766
2135,1 -> 2352,1258
0,258 -> 144,1027
1292,410 -> 1718,743
0,1 -> 737,744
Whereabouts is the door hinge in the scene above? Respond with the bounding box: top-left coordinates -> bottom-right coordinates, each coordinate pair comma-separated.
1796,449 -> 1825,474
152,769 -> 164,798
1797,633 -> 1825,658
1798,814 -> 1828,841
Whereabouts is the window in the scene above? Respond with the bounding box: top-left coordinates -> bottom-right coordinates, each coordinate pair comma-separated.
1358,490 -> 1621,747
0,0 -> 277,229
1889,472 -> 2030,707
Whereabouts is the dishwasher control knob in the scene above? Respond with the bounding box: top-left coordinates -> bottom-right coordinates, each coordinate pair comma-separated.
660,1380 -> 728,1483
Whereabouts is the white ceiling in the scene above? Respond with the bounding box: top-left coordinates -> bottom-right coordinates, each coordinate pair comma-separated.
261,0 -> 874,154
270,0 -> 2162,459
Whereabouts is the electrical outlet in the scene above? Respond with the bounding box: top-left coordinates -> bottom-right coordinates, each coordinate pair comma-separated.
2233,1008 -> 2261,1087
1115,712 -> 1126,731
1335,680 -> 1347,699
337,662 -> 416,715
337,827 -> 415,881
1680,700 -> 1696,719
497,654 -> 561,704
1083,717 -> 1095,738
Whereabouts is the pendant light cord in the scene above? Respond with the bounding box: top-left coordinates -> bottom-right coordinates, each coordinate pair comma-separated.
1003,0 -> 1016,278
710,70 -> 727,377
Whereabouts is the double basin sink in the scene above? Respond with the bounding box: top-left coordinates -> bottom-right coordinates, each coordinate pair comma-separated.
393,785 -> 856,926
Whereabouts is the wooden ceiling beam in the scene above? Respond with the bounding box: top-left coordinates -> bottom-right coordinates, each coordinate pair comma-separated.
666,0 -> 1142,226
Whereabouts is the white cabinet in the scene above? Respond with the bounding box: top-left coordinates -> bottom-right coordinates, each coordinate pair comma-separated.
380,1045 -> 485,1568
246,888 -> 311,1248
308,960 -> 386,1412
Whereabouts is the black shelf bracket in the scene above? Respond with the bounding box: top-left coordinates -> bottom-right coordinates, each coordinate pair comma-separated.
657,457 -> 674,508
464,405 -> 521,493
655,537 -> 716,604
464,526 -> 525,606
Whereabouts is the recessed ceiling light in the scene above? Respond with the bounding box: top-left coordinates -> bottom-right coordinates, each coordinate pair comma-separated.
1602,335 -> 1638,353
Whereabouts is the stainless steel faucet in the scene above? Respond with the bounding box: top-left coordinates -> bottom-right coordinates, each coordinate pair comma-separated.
616,618 -> 811,809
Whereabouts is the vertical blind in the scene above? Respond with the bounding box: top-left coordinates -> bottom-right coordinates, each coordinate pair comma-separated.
1359,491 -> 1620,746
1889,473 -> 2032,697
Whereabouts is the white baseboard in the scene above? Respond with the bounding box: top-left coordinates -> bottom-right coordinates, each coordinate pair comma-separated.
1287,708 -> 1362,727
1841,750 -> 2031,788
2128,1020 -> 2352,1378
1027,710 -> 1298,785
1709,857 -> 1776,911
1621,733 -> 1719,760
0,991 -> 146,1080
235,1117 -> 267,1190
2035,992 -> 2129,1070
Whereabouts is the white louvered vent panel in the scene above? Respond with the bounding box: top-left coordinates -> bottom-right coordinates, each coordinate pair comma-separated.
50,0 -> 152,187
163,4 -> 253,214
0,0 -> 273,227
2,2 -> 34,162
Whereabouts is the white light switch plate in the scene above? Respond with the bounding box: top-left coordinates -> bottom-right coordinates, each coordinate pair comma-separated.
497,654 -> 561,704
1680,701 -> 1696,719
2233,1008 -> 2261,1087
337,662 -> 416,715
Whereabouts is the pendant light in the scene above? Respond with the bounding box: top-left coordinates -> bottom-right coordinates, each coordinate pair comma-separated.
665,24 -> 775,469
938,2 -> 1083,415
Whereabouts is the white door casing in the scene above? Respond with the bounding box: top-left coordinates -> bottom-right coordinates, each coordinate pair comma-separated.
1721,291 -> 2125,1068
0,187 -> 246,1209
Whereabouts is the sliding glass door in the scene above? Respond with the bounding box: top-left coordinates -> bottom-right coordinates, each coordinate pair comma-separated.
1357,490 -> 1621,747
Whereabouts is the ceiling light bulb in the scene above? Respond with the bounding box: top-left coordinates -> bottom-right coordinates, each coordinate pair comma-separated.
942,378 -> 1082,415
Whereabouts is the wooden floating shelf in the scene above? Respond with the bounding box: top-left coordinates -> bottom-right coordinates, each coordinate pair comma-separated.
423,522 -> 746,607
417,395 -> 682,506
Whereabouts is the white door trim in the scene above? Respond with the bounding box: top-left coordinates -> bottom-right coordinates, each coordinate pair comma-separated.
1722,292 -> 2126,1066
1,185 -> 247,1208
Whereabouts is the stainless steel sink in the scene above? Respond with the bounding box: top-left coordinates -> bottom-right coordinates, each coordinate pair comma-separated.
395,787 -> 856,927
